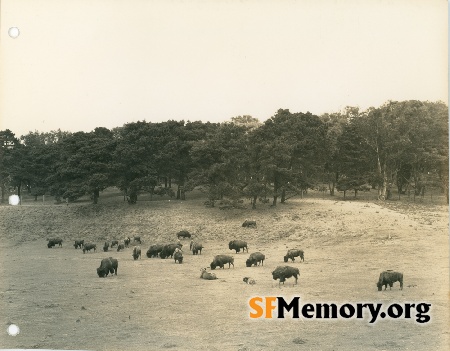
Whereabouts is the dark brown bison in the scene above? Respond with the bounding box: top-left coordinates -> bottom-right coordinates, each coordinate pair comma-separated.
82,243 -> 96,253
245,252 -> 266,267
283,249 -> 304,263
160,243 -> 183,259
174,250 -> 183,264
377,271 -> 403,291
177,230 -> 191,239
272,266 -> 300,285
132,246 -> 141,260
74,240 -> 84,249
242,220 -> 257,228
124,237 -> 131,248
133,236 -> 141,244
146,244 -> 164,258
103,242 -> 109,252
47,238 -> 63,248
200,268 -> 217,280
210,255 -> 234,270
116,243 -> 125,252
110,240 -> 119,248
229,240 -> 248,253
97,257 -> 118,278
190,240 -> 203,255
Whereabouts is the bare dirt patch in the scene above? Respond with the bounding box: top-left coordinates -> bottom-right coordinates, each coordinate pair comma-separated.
0,194 -> 448,350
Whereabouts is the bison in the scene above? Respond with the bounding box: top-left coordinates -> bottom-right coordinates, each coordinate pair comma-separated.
133,236 -> 142,244
160,243 -> 183,259
190,240 -> 203,255
124,237 -> 131,248
200,268 -> 217,280
245,252 -> 266,267
174,250 -> 183,264
47,238 -> 63,248
83,243 -> 96,253
103,242 -> 109,252
229,240 -> 248,253
132,246 -> 141,260
272,266 -> 300,285
377,271 -> 403,291
177,230 -> 191,239
110,240 -> 119,248
146,244 -> 164,258
74,240 -> 84,249
210,255 -> 234,270
97,257 -> 118,278
283,249 -> 304,263
242,220 -> 257,228
116,243 -> 125,252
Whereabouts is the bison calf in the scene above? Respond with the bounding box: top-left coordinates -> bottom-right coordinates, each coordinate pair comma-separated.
97,257 -> 118,277
377,271 -> 403,291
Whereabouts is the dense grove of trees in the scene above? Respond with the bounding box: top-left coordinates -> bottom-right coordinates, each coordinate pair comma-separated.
0,100 -> 448,205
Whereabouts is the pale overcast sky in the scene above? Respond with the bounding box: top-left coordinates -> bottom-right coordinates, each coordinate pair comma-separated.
0,0 -> 447,137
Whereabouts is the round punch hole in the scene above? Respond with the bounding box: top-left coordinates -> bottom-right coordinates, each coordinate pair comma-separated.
9,195 -> 20,206
7,324 -> 20,336
8,27 -> 20,38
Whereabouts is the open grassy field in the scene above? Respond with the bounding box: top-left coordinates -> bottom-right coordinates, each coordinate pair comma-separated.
0,188 -> 448,350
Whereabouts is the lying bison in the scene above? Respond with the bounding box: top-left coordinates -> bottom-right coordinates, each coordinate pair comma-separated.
174,250 -> 183,264
132,246 -> 141,260
242,220 -> 257,228
116,243 -> 125,252
110,240 -> 119,248
243,277 -> 256,285
177,230 -> 191,239
210,255 -> 234,270
272,266 -> 300,285
146,244 -> 164,258
246,252 -> 266,267
283,249 -> 304,263
83,243 -> 96,253
190,240 -> 203,255
229,240 -> 248,253
97,257 -> 118,278
103,242 -> 109,252
200,268 -> 217,280
160,243 -> 183,259
74,240 -> 84,249
377,270 -> 403,291
47,238 -> 63,248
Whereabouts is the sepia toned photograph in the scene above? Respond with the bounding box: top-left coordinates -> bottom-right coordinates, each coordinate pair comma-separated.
0,1 -> 448,350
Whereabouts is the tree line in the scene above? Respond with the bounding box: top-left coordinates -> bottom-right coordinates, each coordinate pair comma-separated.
0,100 -> 448,206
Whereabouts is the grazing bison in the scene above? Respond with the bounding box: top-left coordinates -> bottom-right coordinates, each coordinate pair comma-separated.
272,266 -> 300,285
377,271 -> 403,291
245,252 -> 266,267
242,220 -> 257,228
116,244 -> 125,252
200,268 -> 217,280
83,243 -> 97,253
160,243 -> 183,259
146,244 -> 164,258
210,255 -> 234,270
103,242 -> 109,252
190,240 -> 203,255
110,240 -> 119,248
174,250 -> 183,264
229,240 -> 248,253
283,249 -> 304,263
243,277 -> 256,285
97,257 -> 118,278
177,230 -> 191,239
47,238 -> 63,248
124,237 -> 131,248
132,246 -> 141,260
133,236 -> 141,244
74,240 -> 84,249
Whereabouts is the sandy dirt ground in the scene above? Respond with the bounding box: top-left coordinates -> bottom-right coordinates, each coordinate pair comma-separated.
0,191 -> 448,350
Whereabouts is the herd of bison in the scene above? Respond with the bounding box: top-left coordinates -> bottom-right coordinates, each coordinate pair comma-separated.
46,220 -> 403,291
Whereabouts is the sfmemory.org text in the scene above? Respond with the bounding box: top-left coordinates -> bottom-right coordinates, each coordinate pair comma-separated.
248,297 -> 431,323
